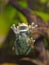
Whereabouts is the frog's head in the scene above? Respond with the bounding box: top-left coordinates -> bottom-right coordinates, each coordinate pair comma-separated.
17,23 -> 29,33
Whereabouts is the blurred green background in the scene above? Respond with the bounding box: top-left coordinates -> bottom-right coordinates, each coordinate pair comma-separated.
0,0 -> 49,48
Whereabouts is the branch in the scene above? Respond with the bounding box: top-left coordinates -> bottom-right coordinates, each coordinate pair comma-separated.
8,0 -> 32,24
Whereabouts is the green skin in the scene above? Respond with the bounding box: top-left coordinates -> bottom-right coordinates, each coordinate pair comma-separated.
14,31 -> 32,55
